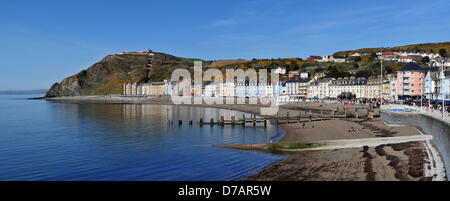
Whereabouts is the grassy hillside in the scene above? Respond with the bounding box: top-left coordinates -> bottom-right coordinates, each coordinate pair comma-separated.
334,42 -> 450,56
45,52 -> 194,97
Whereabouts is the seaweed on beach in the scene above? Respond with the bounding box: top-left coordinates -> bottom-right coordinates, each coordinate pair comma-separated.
381,142 -> 429,180
385,155 -> 409,180
347,119 -> 397,137
419,177 -> 433,181
404,149 -> 426,178
389,141 -> 419,151
375,145 -> 387,156
362,146 -> 369,152
361,146 -> 376,181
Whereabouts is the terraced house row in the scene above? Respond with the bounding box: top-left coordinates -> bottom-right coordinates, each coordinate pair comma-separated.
122,63 -> 450,101
307,77 -> 388,100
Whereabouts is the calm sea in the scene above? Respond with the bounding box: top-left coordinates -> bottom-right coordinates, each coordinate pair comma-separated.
0,94 -> 284,181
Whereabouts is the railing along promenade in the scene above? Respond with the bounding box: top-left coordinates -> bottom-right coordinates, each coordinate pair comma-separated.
381,104 -> 450,123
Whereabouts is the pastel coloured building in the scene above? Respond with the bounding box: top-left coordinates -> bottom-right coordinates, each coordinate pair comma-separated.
396,62 -> 426,100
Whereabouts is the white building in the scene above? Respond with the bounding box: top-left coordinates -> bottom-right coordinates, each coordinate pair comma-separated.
319,55 -> 332,62
204,82 -> 220,97
389,74 -> 398,101
308,78 -> 333,99
331,56 -> 346,63
398,56 -> 413,63
424,68 -> 440,101
288,71 -> 299,78
318,55 -> 346,63
223,82 -> 235,97
300,72 -> 309,78
204,81 -> 236,97
235,83 -> 246,98
329,77 -> 367,98
273,67 -> 286,75
284,78 -> 312,95
438,70 -> 450,100
314,72 -> 326,80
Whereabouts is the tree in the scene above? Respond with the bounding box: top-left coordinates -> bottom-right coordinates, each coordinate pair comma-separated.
384,65 -> 393,75
414,47 -> 420,53
338,92 -> 356,100
354,56 -> 362,62
313,67 -> 324,73
356,69 -> 371,78
326,65 -> 350,78
439,48 -> 447,58
369,52 -> 377,62
421,56 -> 430,64
288,61 -> 298,71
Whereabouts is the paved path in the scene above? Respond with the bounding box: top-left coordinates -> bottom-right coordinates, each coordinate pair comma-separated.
381,104 -> 449,123
221,135 -> 433,152
279,135 -> 433,152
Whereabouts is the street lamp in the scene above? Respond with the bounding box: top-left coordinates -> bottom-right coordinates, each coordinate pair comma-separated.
380,51 -> 383,105
442,58 -> 446,119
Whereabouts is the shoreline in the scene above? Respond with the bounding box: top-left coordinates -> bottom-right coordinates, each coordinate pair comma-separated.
44,95 -> 448,181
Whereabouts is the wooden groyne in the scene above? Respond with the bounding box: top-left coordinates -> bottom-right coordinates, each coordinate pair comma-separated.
169,108 -> 380,127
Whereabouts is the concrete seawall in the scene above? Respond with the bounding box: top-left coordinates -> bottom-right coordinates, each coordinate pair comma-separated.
381,111 -> 450,178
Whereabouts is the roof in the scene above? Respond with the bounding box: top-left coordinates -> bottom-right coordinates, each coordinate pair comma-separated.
331,77 -> 367,86
316,78 -> 333,83
333,56 -> 346,59
398,62 -> 425,72
409,55 -> 423,59
307,56 -> 322,60
151,82 -> 166,86
286,78 -> 312,83
426,67 -> 439,72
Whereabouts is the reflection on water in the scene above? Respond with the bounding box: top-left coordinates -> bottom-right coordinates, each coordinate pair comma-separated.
123,104 -> 274,126
0,95 -> 284,181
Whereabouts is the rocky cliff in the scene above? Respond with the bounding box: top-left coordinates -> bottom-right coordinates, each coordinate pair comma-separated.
45,52 -> 194,97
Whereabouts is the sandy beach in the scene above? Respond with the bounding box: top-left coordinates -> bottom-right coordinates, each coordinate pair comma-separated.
247,122 -> 445,181
45,95 -> 448,181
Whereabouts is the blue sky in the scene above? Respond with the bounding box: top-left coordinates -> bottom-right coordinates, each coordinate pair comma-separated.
0,0 -> 449,90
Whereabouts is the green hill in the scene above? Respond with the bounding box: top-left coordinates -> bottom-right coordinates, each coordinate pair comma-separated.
45,52 -> 195,97
334,42 -> 450,56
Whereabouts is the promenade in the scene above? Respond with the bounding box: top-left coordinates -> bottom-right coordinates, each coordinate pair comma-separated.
381,104 -> 450,123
